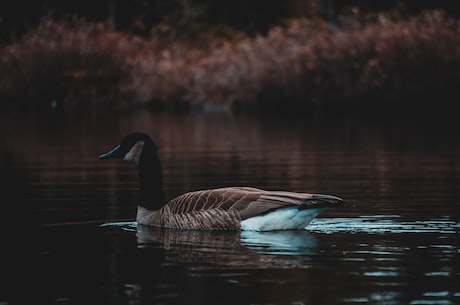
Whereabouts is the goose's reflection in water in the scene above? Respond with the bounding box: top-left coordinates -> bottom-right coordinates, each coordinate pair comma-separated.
109,223 -> 319,268
99,223 -> 321,304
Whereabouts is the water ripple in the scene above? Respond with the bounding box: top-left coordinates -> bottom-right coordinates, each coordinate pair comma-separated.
308,216 -> 460,234
101,216 -> 460,235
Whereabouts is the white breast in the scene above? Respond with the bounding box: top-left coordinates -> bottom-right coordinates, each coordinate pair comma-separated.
240,207 -> 326,231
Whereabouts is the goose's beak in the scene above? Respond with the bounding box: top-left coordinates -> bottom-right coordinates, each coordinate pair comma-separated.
303,194 -> 344,208
99,145 -> 122,160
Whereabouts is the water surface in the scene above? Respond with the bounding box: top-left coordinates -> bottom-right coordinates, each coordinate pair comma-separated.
0,111 -> 459,305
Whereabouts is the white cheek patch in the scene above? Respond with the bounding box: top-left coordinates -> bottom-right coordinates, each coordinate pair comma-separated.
123,141 -> 145,165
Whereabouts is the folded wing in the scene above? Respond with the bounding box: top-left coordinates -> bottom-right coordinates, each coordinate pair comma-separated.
167,187 -> 315,220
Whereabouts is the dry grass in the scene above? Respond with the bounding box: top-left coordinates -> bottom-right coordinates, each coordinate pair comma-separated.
1,11 -> 459,112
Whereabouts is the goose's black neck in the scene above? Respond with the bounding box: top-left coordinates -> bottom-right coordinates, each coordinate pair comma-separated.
138,143 -> 167,210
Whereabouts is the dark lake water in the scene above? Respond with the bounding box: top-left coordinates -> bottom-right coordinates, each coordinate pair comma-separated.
0,110 -> 459,305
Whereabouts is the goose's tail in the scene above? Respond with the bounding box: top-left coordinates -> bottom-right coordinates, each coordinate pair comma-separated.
300,194 -> 344,209
241,194 -> 344,231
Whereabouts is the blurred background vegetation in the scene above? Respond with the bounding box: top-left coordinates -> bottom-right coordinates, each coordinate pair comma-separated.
2,0 -> 459,42
1,0 -> 459,112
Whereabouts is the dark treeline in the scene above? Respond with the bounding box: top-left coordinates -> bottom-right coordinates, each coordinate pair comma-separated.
1,0 -> 459,44
1,10 -> 458,113
1,1 -> 459,113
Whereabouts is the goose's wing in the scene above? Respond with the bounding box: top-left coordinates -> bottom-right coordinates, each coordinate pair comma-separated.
167,187 -> 316,220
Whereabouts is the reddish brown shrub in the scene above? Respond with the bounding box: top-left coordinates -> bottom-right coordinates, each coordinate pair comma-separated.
1,11 -> 459,112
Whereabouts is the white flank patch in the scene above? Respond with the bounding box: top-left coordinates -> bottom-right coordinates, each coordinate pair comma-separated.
240,207 -> 326,231
123,141 -> 145,165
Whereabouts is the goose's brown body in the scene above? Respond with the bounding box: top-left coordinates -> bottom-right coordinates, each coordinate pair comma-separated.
99,133 -> 343,231
136,187 -> 324,230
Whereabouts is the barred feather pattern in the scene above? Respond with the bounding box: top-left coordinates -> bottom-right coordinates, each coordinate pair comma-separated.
136,187 -> 317,230
137,206 -> 241,230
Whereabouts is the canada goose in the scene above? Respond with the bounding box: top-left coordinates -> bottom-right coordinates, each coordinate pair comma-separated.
99,132 -> 343,231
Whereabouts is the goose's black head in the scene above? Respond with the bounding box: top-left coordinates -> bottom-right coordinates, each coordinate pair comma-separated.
99,133 -> 167,209
99,132 -> 157,165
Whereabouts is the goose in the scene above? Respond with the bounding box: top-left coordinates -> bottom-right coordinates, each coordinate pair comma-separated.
99,132 -> 343,231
